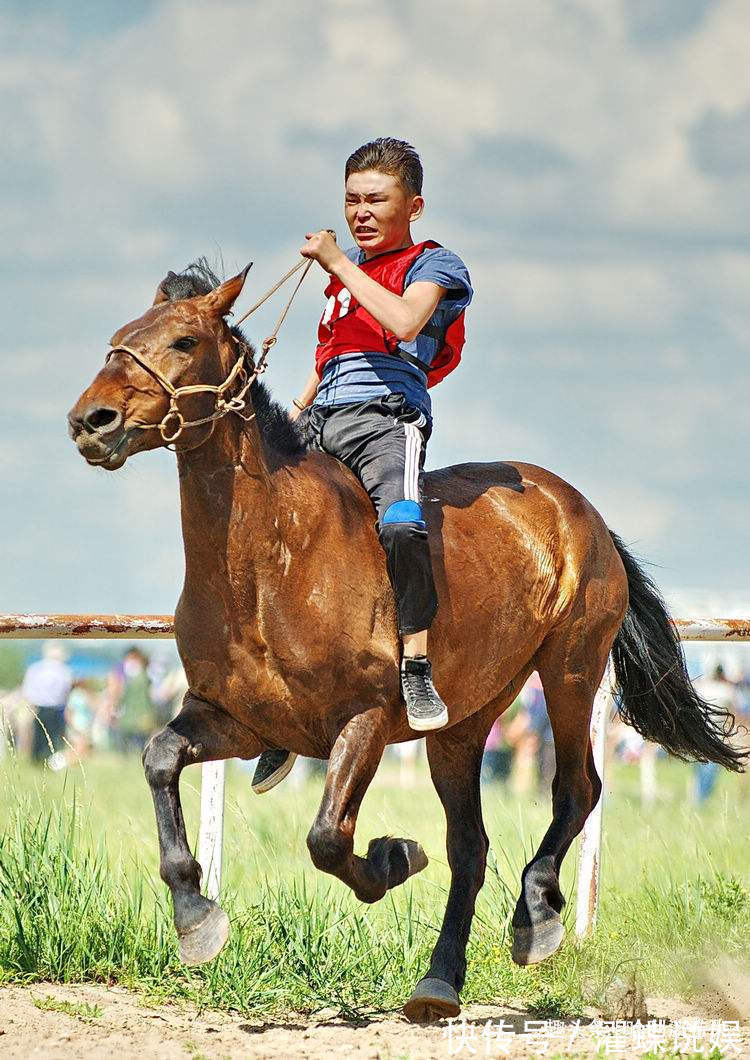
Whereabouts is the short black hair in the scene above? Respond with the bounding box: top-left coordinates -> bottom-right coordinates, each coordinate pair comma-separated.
345,138 -> 423,196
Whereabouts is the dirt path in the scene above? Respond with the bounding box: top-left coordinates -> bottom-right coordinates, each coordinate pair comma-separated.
0,982 -> 748,1059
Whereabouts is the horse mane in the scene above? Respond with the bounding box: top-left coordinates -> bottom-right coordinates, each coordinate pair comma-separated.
159,259 -> 306,458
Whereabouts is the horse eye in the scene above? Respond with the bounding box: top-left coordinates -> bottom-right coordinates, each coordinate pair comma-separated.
171,336 -> 197,352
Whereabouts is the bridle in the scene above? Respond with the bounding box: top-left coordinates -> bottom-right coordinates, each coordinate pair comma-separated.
108,338 -> 262,447
107,247 -> 323,450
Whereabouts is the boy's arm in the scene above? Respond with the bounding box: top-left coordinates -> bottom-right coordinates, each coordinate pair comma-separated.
290,366 -> 320,419
301,230 -> 446,342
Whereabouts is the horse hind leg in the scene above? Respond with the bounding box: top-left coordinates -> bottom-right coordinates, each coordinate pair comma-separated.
306,709 -> 428,903
142,692 -> 261,966
511,617 -> 612,966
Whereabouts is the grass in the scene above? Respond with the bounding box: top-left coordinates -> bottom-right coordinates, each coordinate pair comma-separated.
0,746 -> 749,1019
33,994 -> 103,1022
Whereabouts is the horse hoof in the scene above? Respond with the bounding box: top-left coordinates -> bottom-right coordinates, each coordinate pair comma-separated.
178,900 -> 230,966
367,836 -> 429,889
403,977 -> 460,1023
511,916 -> 565,966
399,838 -> 429,877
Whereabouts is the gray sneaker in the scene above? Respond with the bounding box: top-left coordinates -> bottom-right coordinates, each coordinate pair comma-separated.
401,656 -> 449,732
252,748 -> 297,794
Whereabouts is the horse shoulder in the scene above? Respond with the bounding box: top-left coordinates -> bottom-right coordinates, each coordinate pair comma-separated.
257,454 -> 398,663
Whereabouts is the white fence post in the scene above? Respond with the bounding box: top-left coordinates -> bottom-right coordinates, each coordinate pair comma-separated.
575,665 -> 612,939
197,760 -> 226,901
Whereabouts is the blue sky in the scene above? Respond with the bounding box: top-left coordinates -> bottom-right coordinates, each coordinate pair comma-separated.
1,0 -> 748,619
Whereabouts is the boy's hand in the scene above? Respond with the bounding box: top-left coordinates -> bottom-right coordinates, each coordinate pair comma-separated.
301,230 -> 344,273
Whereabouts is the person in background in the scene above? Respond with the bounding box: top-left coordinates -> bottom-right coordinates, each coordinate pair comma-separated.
47,678 -> 97,771
22,641 -> 73,764
729,663 -> 750,725
524,671 -> 555,788
150,660 -> 188,727
90,686 -> 116,753
692,663 -> 739,804
499,694 -> 536,795
481,715 -> 513,784
108,647 -> 155,753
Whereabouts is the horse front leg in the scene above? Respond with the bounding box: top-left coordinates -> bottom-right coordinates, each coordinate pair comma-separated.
403,720 -> 489,1022
142,692 -> 261,965
306,709 -> 428,903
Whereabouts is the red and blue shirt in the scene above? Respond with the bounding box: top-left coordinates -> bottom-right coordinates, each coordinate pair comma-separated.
313,242 -> 472,421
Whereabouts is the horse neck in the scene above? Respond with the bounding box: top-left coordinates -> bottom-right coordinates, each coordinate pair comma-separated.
175,413 -> 276,585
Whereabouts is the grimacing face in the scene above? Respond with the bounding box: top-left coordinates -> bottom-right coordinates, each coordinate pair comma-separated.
344,169 -> 424,257
67,270 -> 249,470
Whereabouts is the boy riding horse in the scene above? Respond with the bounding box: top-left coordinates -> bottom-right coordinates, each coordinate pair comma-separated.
253,138 -> 473,794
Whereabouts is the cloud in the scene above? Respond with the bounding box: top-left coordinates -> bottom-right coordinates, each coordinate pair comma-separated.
1,0 -> 748,611
473,259 -> 682,331
623,0 -> 719,46
691,104 -> 750,176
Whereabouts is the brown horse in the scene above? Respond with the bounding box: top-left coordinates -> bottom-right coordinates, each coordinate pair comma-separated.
68,262 -> 745,1022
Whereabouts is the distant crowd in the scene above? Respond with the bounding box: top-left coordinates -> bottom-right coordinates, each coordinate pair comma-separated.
610,662 -> 750,804
2,642 -> 186,769
2,643 -> 749,804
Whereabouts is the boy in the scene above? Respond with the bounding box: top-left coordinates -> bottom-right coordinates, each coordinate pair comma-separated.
253,137 -> 472,794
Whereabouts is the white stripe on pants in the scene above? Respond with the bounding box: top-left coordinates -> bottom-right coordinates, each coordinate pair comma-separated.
403,421 -> 424,503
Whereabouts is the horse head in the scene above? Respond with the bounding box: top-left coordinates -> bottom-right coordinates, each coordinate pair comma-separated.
68,265 -> 251,469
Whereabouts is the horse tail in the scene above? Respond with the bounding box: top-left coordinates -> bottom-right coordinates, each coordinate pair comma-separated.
608,530 -> 747,772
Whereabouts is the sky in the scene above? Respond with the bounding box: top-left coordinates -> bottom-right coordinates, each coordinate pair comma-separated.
1,0 -> 748,621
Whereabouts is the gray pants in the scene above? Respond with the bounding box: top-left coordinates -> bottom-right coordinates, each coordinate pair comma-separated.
302,393 -> 438,634
32,705 -> 66,762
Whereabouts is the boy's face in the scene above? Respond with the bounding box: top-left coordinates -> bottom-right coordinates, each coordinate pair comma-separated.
344,169 -> 424,257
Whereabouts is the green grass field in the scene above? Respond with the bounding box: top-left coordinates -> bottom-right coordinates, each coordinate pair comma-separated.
1,747 -> 749,1019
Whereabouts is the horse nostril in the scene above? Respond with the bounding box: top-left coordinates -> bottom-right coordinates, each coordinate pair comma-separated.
82,406 -> 122,433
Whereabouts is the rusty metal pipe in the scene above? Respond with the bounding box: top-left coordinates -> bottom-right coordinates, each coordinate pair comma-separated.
0,614 -> 174,639
3,614 -> 749,641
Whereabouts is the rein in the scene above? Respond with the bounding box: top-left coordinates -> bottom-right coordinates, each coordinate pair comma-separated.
109,252 -> 318,449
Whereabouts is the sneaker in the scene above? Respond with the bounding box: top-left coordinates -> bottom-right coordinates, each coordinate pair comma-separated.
401,656 -> 449,732
47,751 -> 67,772
251,748 -> 297,794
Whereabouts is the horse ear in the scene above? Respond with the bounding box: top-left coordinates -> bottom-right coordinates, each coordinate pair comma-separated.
152,271 -> 177,305
199,263 -> 253,317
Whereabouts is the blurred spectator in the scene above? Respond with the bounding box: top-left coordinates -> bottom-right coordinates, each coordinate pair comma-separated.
151,663 -> 188,725
735,666 -> 750,724
107,647 -> 156,752
48,679 -> 98,771
482,716 -> 512,783
22,642 -> 73,764
485,674 -> 555,794
692,664 -> 739,805
613,725 -> 646,764
524,672 -> 555,787
0,687 -> 34,758
503,698 -> 537,795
